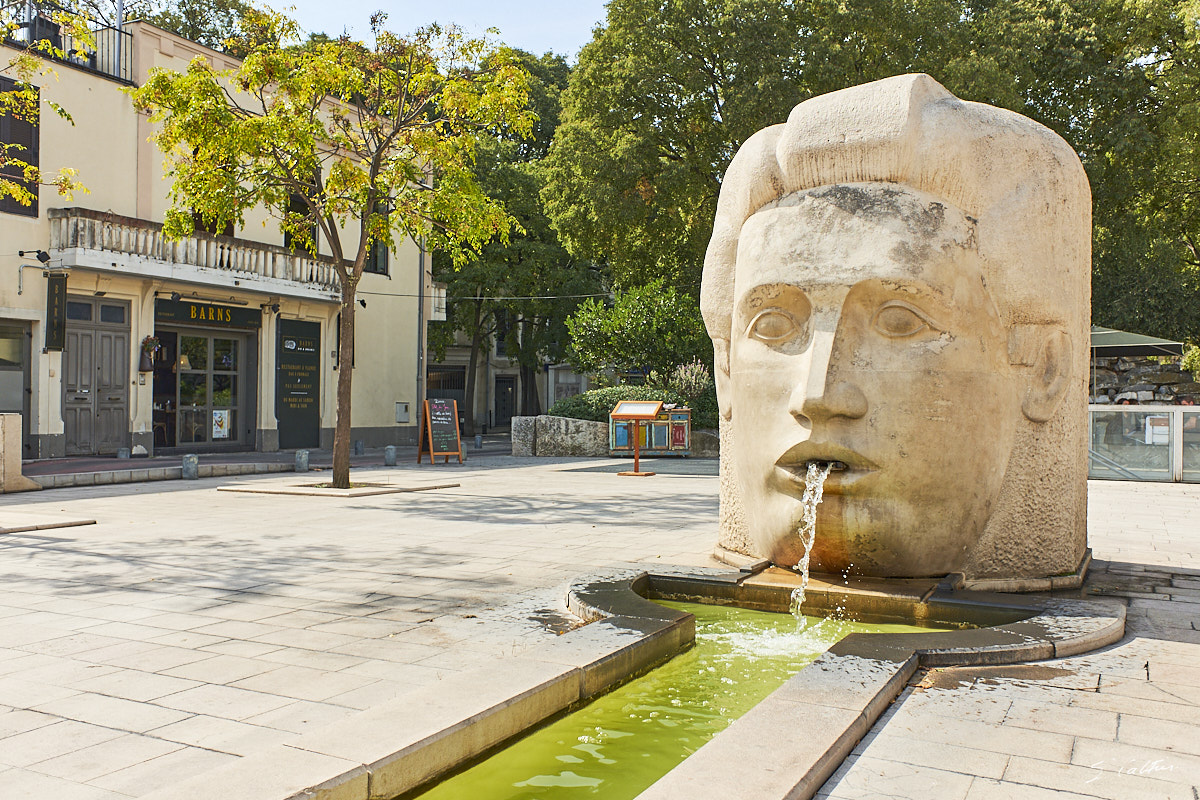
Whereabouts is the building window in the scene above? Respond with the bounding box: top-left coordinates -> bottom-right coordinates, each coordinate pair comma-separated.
363,203 -> 389,275
193,210 -> 233,237
283,193 -> 317,253
0,76 -> 39,218
494,309 -> 512,357
427,366 -> 466,407
363,238 -> 388,275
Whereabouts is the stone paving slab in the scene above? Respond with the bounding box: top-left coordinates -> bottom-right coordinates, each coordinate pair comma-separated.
818,480 -> 1200,800
0,467 -> 1195,799
0,457 -> 718,798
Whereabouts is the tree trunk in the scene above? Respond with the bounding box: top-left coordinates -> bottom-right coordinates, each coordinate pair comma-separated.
463,300 -> 483,437
332,282 -> 356,489
520,362 -> 541,416
518,318 -> 542,416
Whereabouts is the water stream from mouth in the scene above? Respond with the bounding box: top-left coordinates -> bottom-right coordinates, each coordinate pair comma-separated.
788,461 -> 833,619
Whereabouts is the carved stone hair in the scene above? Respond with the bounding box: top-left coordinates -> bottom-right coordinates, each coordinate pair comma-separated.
701,73 -> 1090,343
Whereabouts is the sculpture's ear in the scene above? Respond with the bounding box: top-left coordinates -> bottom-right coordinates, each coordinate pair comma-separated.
713,338 -> 733,421
1012,326 -> 1073,423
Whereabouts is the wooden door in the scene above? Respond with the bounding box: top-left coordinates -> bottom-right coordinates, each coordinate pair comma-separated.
494,375 -> 516,429
63,326 -> 95,455
95,328 -> 129,453
62,298 -> 130,455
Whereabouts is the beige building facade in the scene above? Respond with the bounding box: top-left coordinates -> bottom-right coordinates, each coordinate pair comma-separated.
2,17 -> 439,459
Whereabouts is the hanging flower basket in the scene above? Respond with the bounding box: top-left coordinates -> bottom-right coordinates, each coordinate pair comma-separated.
139,336 -> 160,372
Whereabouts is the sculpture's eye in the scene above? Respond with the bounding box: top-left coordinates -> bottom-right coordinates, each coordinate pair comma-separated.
748,309 -> 801,343
873,302 -> 932,338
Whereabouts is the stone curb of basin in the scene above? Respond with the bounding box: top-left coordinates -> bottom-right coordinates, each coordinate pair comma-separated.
216,481 -> 461,498
29,461 -> 293,489
135,564 -> 702,800
601,567 -> 1127,800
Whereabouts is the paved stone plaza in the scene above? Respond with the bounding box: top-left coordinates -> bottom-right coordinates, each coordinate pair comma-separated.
0,459 -> 1196,799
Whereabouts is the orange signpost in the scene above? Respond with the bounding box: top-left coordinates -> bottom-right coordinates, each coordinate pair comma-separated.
610,400 -> 664,477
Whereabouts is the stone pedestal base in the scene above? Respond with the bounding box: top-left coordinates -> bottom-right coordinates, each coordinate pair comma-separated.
0,414 -> 40,493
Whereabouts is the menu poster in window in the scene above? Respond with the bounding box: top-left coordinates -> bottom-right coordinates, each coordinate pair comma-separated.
418,398 -> 463,464
212,409 -> 230,439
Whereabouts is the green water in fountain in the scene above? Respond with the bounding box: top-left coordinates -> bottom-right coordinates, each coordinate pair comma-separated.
412,601 -> 941,800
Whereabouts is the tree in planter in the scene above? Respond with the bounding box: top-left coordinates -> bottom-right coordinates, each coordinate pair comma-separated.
131,8 -> 532,487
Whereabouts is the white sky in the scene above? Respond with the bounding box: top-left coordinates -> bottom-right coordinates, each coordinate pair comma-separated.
281,0 -> 609,59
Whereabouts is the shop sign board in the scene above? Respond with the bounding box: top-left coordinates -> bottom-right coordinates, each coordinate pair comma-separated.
155,299 -> 262,329
44,273 -> 66,351
276,319 -> 320,449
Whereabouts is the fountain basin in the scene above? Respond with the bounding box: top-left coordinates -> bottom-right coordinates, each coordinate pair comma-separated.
570,565 -> 1125,800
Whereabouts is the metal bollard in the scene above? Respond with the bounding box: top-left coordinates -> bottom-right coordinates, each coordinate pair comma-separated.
294,449 -> 309,473
474,434 -> 483,449
353,439 -> 365,456
181,454 -> 199,480
384,445 -> 397,466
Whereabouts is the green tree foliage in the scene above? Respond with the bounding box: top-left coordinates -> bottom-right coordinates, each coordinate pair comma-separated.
430,51 -> 601,431
1,1 -> 93,207
547,384 -> 685,422
541,0 -> 961,290
545,0 -> 1200,346
565,278 -> 710,377
130,9 -> 532,486
144,0 -> 250,54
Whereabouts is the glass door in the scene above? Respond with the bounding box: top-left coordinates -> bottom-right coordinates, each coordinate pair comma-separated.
176,333 -> 243,446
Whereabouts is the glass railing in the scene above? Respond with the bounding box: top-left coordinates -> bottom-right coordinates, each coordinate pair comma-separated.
1089,405 -> 1199,482
1184,411 -> 1200,483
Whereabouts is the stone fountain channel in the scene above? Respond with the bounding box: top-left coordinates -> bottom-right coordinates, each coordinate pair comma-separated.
179,562 -> 1124,800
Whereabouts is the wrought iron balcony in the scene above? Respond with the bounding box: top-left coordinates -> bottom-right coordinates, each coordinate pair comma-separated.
2,1 -> 132,84
49,208 -> 340,300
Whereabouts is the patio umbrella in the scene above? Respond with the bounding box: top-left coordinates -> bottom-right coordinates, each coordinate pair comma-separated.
1090,325 -> 1184,357
1090,326 -> 1186,404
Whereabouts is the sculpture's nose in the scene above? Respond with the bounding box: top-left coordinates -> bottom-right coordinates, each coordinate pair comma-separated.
789,323 -> 868,425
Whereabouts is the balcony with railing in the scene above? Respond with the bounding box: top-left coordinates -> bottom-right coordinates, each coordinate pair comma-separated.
49,208 -> 341,301
2,1 -> 132,84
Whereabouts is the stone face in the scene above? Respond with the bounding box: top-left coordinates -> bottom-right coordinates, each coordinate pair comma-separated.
700,74 -> 1090,580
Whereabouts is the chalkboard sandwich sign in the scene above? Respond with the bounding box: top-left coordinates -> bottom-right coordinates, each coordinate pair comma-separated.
418,398 -> 464,464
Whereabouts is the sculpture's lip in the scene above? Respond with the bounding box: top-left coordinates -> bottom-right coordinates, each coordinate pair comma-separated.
775,443 -> 877,494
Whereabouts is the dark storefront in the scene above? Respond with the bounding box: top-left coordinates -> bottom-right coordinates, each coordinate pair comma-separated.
152,299 -> 260,451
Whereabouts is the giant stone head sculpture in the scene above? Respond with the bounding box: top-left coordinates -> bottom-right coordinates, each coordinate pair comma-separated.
701,74 -> 1091,581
